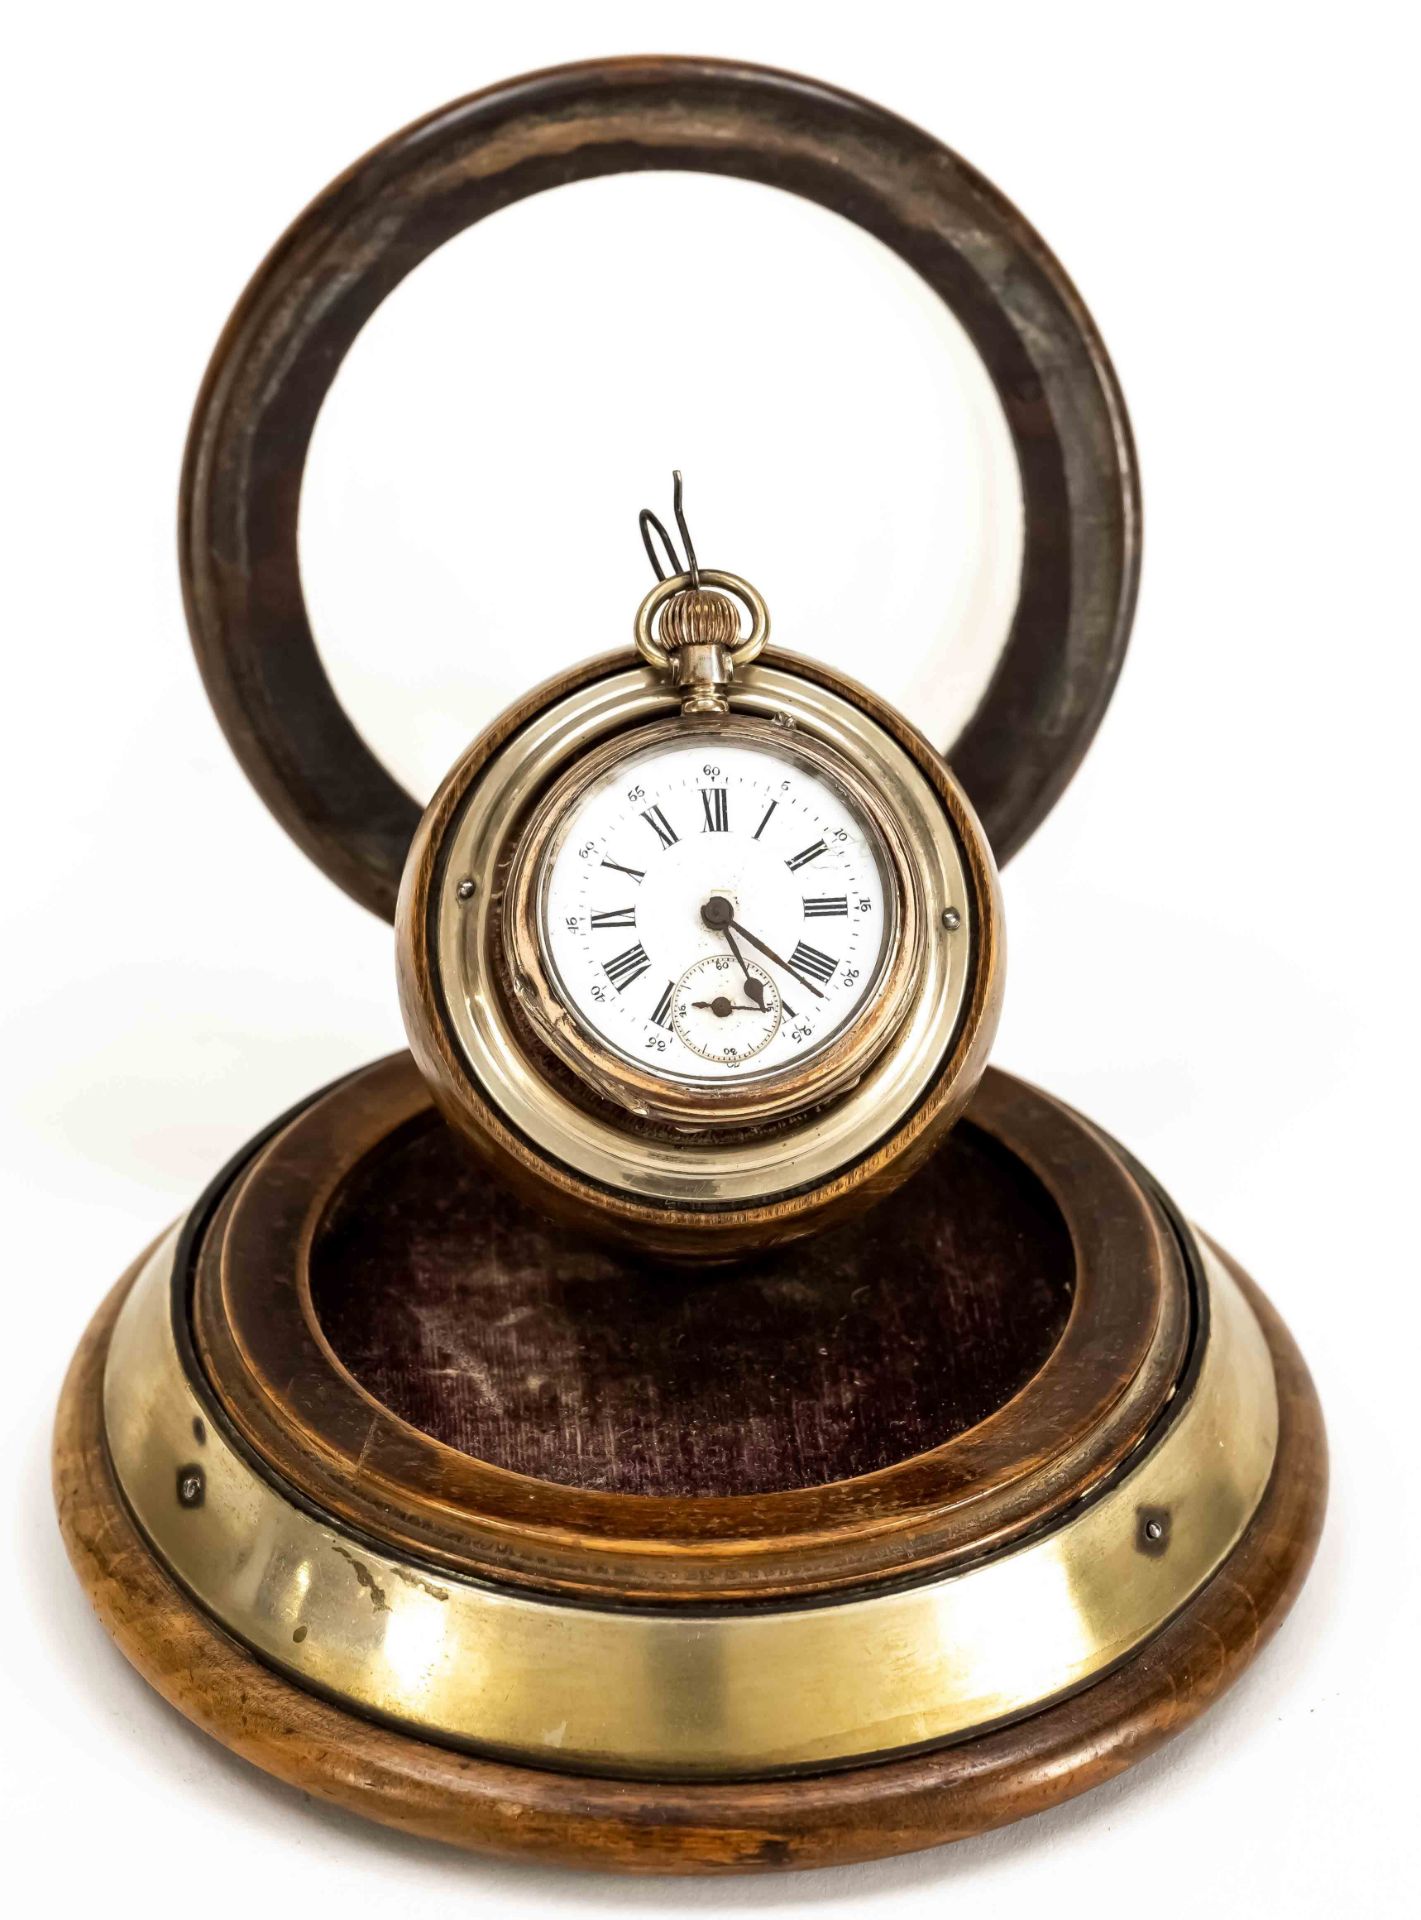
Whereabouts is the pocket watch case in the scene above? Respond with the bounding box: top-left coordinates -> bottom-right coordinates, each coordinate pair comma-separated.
55,57 -> 1325,1875
395,641 -> 1005,1257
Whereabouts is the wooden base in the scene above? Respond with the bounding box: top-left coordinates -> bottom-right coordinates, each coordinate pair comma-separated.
53,1059 -> 1326,1872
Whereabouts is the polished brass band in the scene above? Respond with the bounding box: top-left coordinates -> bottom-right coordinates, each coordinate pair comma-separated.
105,1229 -> 1278,1781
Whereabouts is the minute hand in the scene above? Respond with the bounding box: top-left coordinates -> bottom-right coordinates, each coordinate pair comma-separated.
727,917 -> 826,1000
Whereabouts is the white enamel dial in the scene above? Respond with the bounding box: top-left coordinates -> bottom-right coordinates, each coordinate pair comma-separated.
537,735 -> 896,1086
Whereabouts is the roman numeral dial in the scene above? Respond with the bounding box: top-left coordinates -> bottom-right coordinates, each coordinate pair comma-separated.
537,735 -> 896,1090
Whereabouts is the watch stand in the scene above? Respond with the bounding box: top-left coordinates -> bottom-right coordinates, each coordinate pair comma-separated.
54,57 -> 1326,1875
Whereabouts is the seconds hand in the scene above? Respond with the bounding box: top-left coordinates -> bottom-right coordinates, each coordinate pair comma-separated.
700,896 -> 822,1006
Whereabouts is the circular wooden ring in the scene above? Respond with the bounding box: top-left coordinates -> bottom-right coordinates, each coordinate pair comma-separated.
180,56 -> 1140,922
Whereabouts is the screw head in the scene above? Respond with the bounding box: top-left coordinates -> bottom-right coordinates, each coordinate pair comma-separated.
1137,1507 -> 1171,1555
456,878 -> 476,902
941,906 -> 962,931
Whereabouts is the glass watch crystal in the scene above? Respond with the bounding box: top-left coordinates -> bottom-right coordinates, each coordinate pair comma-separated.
536,733 -> 897,1087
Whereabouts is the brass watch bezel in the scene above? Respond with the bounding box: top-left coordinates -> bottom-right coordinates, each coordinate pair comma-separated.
503,713 -> 918,1129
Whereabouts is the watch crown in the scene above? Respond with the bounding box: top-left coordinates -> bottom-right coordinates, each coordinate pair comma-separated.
634,478 -> 770,713
658,588 -> 741,653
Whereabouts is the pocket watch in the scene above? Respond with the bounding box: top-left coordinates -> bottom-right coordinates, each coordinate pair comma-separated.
397,478 -> 1003,1259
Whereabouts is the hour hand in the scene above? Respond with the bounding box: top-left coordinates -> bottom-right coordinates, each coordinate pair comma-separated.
700,896 -> 825,1001
701,899 -> 757,994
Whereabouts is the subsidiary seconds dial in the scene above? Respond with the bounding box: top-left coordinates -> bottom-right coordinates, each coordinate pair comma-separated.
672,957 -> 782,1063
535,732 -> 898,1090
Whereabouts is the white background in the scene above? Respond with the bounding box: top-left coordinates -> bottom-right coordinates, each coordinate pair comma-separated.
2,2 -> 1414,1911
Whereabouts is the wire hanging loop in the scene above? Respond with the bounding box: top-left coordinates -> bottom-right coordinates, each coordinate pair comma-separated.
638,470 -> 701,588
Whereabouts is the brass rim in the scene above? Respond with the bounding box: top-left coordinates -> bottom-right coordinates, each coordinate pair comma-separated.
106,1224 -> 1275,1779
